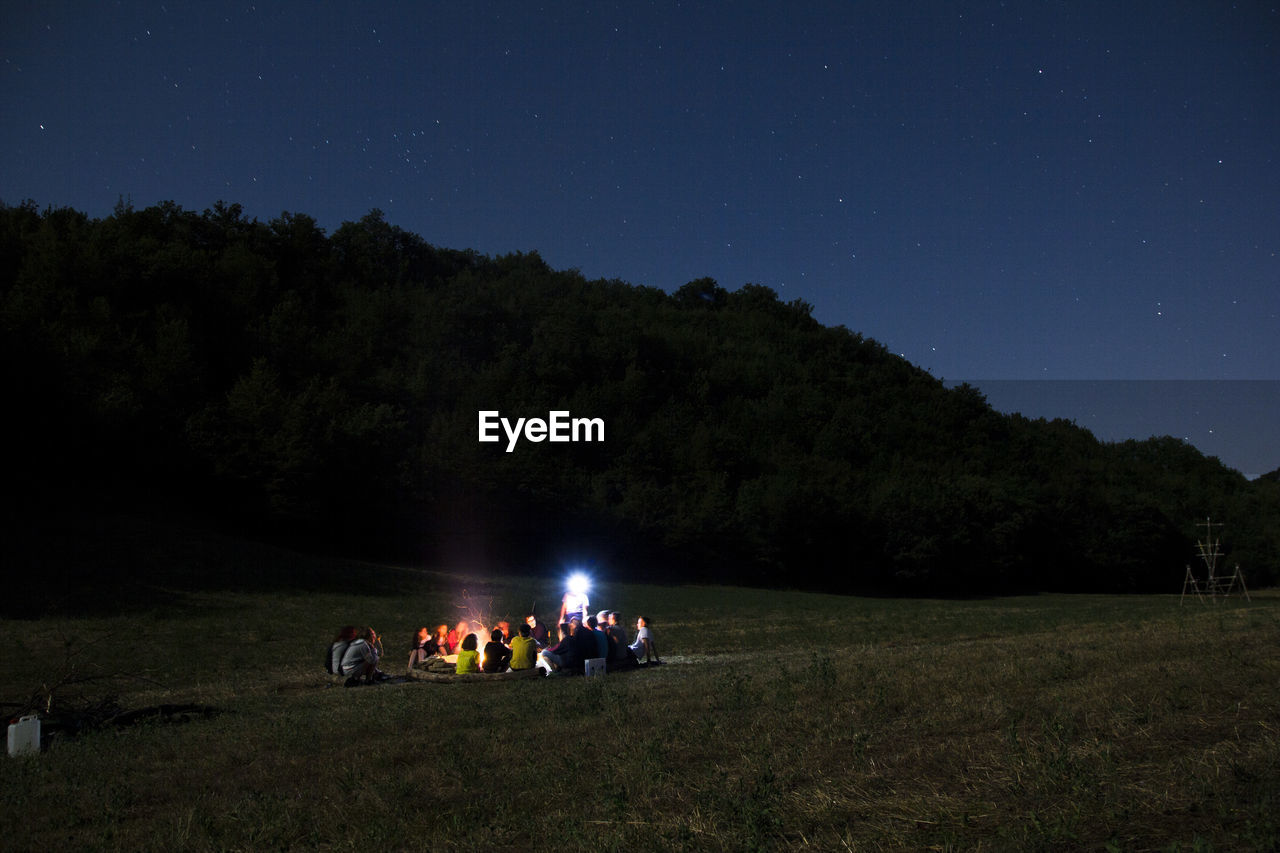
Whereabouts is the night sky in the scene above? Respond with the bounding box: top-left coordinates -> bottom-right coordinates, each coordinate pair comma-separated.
3,2 -> 1277,474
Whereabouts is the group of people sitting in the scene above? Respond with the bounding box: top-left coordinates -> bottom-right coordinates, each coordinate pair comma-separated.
325,625 -> 389,684
535,611 -> 661,675
407,618 -> 539,674
328,611 -> 661,685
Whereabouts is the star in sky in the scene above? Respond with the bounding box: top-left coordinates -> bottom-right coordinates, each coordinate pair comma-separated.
1,1 -> 1277,472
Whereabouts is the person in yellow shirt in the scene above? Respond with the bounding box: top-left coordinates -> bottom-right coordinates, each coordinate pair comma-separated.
509,622 -> 538,670
455,633 -> 480,674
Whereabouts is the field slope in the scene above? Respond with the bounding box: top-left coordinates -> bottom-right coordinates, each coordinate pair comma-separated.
2,545 -> 1278,851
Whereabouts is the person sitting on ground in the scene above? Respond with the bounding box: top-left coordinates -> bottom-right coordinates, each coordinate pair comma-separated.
602,616 -> 619,662
433,624 -> 452,655
482,627 -> 513,673
327,626 -> 358,675
341,626 -> 385,683
606,612 -> 631,665
629,616 -> 662,665
570,617 -> 598,673
447,620 -> 470,655
407,626 -> 438,671
509,622 -> 538,670
596,610 -> 617,659
538,622 -> 580,673
496,620 -> 512,643
586,615 -> 610,661
455,633 -> 481,674
526,613 -> 550,648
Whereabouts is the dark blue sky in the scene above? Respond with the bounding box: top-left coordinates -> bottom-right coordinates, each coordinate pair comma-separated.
3,2 -> 1277,472
951,380 -> 1279,480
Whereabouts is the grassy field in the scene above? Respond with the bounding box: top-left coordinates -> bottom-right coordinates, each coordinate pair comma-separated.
2,527 -> 1278,851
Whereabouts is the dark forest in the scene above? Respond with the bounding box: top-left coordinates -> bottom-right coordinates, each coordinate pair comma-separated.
3,199 -> 1277,597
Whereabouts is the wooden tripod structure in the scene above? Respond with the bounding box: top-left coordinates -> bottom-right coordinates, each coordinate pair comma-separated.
1181,517 -> 1250,604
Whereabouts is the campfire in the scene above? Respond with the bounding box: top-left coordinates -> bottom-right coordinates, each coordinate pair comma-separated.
443,589 -> 493,667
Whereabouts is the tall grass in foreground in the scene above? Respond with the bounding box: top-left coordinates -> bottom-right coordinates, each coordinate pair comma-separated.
2,572 -> 1278,851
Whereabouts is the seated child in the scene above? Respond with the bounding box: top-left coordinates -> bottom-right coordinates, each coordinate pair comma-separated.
586,615 -> 610,661
327,625 -> 358,675
433,624 -> 452,655
509,622 -> 538,670
407,626 -> 438,671
526,613 -> 550,648
629,616 -> 662,665
455,633 -> 481,674
446,621 -> 470,656
571,618 -> 599,672
482,628 -> 513,673
341,626 -> 385,683
606,612 -> 631,664
538,622 -> 580,673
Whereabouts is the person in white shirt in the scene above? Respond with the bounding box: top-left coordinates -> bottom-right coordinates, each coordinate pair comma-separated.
628,615 -> 661,665
557,573 -> 591,624
340,626 -> 384,683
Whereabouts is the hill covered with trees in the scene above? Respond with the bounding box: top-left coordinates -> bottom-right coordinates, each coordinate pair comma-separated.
3,199 -> 1276,594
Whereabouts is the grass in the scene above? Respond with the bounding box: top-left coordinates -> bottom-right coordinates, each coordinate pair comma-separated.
2,529 -> 1279,851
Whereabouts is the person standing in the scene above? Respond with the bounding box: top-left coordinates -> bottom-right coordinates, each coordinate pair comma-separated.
558,574 -> 590,624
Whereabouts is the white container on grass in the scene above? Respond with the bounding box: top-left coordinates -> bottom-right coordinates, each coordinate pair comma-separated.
7,715 -> 40,757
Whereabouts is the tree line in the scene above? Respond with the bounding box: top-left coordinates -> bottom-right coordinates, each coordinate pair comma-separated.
3,198 -> 1276,593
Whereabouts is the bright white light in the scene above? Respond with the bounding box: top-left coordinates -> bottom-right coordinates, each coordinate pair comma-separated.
567,572 -> 590,595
